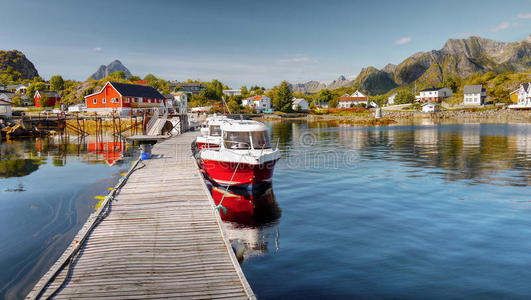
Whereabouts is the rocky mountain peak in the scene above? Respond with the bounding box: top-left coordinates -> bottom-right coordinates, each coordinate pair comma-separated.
0,50 -> 39,79
89,59 -> 132,80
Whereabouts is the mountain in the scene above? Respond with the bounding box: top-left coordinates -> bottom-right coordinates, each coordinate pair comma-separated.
89,59 -> 132,80
0,50 -> 39,79
291,35 -> 531,95
290,75 -> 354,93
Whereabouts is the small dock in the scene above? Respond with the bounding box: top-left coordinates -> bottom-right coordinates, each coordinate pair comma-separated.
27,132 -> 255,299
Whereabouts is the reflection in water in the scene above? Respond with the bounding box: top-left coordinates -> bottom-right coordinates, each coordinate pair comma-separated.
0,135 -> 136,300
207,180 -> 281,263
271,121 -> 531,186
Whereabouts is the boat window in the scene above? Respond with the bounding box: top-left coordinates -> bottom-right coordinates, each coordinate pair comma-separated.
251,131 -> 270,149
210,125 -> 221,136
223,131 -> 251,149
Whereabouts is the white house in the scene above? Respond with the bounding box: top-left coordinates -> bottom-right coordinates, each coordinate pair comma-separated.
338,90 -> 368,108
418,87 -> 452,103
509,82 -> 531,109
292,98 -> 309,111
68,103 -> 86,113
388,93 -> 397,105
242,95 -> 271,113
222,89 -> 242,97
463,85 -> 487,105
421,102 -> 440,112
171,91 -> 188,113
0,98 -> 13,117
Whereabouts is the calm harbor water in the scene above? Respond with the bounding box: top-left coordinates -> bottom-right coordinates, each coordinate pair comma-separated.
236,121 -> 531,299
2,121 -> 531,299
0,136 -> 136,299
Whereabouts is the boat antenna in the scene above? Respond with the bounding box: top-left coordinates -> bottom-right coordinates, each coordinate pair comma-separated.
221,96 -> 231,115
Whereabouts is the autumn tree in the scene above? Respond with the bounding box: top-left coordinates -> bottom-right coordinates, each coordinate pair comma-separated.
394,89 -> 415,104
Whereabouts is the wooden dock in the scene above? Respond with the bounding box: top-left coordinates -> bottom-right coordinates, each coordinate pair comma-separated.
27,132 -> 255,299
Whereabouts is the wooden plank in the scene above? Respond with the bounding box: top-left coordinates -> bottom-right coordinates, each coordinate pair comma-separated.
26,131 -> 255,300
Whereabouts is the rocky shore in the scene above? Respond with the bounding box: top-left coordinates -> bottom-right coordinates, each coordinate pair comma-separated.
258,109 -> 531,124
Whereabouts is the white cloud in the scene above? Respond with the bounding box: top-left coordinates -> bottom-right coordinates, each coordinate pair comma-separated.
516,13 -> 531,19
394,37 -> 412,45
93,47 -> 102,52
490,21 -> 510,32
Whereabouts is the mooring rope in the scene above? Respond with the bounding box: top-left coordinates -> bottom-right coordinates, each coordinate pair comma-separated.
33,158 -> 144,300
214,160 -> 242,215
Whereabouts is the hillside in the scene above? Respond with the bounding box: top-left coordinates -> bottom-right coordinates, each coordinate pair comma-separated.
291,75 -> 354,93
89,60 -> 132,80
292,35 -> 531,95
0,50 -> 39,80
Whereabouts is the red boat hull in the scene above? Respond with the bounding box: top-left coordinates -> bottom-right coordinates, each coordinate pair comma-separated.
201,159 -> 278,186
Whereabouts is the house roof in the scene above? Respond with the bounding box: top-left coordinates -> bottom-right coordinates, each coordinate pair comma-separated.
522,82 -> 530,91
0,98 -> 13,105
463,85 -> 485,94
245,95 -> 268,101
180,83 -> 208,88
36,90 -> 60,97
109,82 -> 165,99
293,98 -> 307,105
172,91 -> 186,96
420,87 -> 445,92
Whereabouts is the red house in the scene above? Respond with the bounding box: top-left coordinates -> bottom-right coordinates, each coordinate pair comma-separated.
85,81 -> 165,115
35,91 -> 61,108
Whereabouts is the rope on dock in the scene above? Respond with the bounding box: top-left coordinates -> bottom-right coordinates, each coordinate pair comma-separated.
31,157 -> 144,300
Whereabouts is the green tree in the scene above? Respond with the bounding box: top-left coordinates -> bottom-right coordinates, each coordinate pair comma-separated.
49,75 -> 65,92
241,86 -> 249,97
227,99 -> 240,113
12,96 -> 24,106
328,97 -> 339,108
394,90 -> 415,104
128,75 -> 141,81
38,93 -> 50,107
273,81 -> 293,112
317,89 -> 333,103
143,74 -> 157,82
109,70 -> 126,80
26,82 -> 47,100
443,75 -> 461,93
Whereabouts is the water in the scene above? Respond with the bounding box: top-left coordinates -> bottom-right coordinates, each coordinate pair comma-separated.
232,121 -> 531,299
2,122 -> 531,299
0,135 -> 136,299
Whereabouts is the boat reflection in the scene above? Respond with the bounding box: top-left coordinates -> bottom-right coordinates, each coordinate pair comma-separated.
207,180 -> 281,263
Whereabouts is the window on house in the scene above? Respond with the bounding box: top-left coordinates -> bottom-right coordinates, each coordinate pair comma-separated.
125,98 -> 129,103
93,99 -> 97,104
102,98 -> 106,104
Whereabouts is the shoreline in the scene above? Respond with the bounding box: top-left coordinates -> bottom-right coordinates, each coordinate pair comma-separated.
255,110 -> 531,125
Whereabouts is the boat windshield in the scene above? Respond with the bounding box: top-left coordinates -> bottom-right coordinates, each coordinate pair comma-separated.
251,131 -> 270,149
223,131 -> 251,149
210,125 -> 221,136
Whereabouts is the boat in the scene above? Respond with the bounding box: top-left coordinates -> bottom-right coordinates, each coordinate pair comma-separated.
195,115 -> 229,150
200,119 -> 280,188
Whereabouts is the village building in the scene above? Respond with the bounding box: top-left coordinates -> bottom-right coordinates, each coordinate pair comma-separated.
7,84 -> 28,94
242,95 -> 272,113
179,83 -> 208,95
165,91 -> 188,114
0,98 -> 13,117
463,85 -> 487,105
223,89 -> 242,97
35,91 -> 61,108
421,102 -> 440,113
388,92 -> 397,105
315,102 -> 329,108
338,90 -> 368,108
292,98 -> 309,111
509,82 -> 531,109
0,90 -> 15,102
84,81 -> 165,115
417,87 -> 452,103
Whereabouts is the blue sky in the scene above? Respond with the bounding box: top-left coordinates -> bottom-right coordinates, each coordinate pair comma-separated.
1,0 -> 530,88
